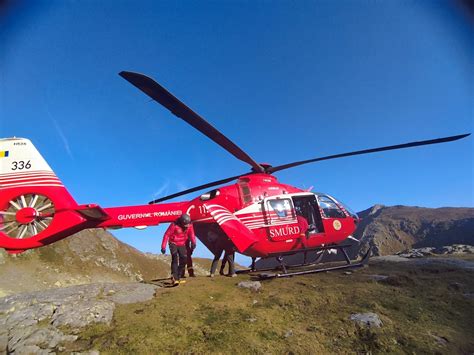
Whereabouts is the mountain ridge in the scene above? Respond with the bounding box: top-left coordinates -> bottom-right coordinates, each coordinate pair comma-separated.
354,204 -> 473,257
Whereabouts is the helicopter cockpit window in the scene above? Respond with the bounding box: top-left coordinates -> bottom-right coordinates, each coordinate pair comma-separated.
267,198 -> 292,218
329,195 -> 358,219
317,195 -> 346,219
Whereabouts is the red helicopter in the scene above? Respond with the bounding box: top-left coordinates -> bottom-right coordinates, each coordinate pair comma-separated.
0,71 -> 469,278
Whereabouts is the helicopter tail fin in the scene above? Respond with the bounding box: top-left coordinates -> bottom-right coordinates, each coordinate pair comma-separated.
204,204 -> 258,253
0,138 -> 91,253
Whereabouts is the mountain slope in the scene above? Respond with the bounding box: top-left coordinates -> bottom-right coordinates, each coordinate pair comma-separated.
355,205 -> 474,257
0,229 -> 210,296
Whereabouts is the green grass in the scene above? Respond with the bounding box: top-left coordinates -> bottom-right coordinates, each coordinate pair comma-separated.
72,256 -> 474,354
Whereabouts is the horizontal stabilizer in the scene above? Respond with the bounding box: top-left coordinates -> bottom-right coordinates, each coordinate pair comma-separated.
75,204 -> 110,221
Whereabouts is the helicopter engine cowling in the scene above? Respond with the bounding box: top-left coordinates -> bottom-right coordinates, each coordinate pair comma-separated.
0,138 -> 90,253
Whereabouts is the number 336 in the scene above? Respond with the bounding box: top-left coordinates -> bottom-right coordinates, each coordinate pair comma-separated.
11,160 -> 31,171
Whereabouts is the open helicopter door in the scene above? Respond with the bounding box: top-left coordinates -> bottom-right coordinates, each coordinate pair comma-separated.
291,193 -> 325,236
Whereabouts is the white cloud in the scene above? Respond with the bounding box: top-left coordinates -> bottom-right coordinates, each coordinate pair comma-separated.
45,105 -> 73,160
153,180 -> 170,198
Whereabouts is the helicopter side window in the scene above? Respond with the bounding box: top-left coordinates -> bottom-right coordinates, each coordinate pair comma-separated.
267,198 -> 292,219
317,195 -> 346,219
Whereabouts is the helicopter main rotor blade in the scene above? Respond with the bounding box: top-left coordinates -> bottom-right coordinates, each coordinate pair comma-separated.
148,174 -> 243,204
120,71 -> 264,173
268,133 -> 471,173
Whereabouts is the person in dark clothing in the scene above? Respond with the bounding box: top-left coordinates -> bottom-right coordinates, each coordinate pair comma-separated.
219,250 -> 236,277
181,238 -> 196,278
161,213 -> 196,285
210,238 -> 236,277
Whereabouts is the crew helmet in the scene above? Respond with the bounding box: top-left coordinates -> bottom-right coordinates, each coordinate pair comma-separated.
177,213 -> 191,227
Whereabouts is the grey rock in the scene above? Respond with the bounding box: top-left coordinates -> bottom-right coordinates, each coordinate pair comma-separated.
350,312 -> 383,328
0,334 -> 7,353
397,250 -> 426,258
12,345 -> 51,355
0,282 -> 158,353
365,274 -> 389,281
103,283 -> 157,304
51,299 -> 115,329
398,244 -> 474,258
434,244 -> 474,255
9,326 -> 77,353
284,329 -> 293,338
237,281 -> 262,292
369,205 -> 385,216
8,325 -> 38,352
430,334 -> 448,346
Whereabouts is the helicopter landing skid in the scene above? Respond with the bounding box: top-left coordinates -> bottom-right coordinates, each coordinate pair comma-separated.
255,246 -> 371,280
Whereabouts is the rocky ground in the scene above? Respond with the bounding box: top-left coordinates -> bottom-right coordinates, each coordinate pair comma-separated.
0,283 -> 159,354
1,246 -> 473,354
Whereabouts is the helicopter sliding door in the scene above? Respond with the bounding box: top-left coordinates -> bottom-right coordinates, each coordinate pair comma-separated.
291,194 -> 324,235
263,197 -> 298,241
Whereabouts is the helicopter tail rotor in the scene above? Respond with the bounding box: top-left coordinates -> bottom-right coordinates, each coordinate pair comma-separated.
0,138 -> 100,253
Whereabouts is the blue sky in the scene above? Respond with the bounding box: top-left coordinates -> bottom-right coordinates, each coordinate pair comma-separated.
1,1 -> 472,264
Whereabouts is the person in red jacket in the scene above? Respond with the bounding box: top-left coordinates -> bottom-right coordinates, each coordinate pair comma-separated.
161,213 -> 196,285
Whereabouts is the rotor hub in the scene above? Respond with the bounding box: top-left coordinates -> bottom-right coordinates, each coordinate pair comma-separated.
0,193 -> 55,239
15,207 -> 38,224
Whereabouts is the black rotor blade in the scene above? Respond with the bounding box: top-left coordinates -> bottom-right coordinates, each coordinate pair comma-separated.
268,133 -> 471,173
149,174 -> 243,204
120,71 -> 264,173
